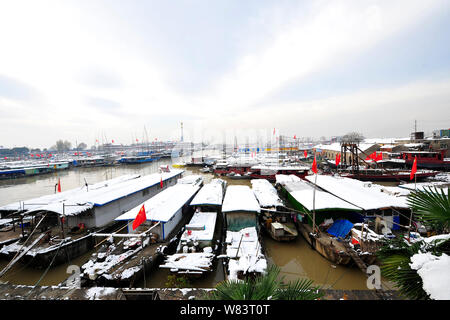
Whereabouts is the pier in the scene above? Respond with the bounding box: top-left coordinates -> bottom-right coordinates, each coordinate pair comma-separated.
0,283 -> 402,300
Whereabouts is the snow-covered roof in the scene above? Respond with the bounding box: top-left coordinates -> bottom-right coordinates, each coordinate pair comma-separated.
305,174 -> 409,210
0,170 -> 184,217
251,179 -> 283,208
364,138 -> 402,144
313,142 -> 377,153
180,211 -> 217,242
115,182 -> 200,223
222,185 -> 261,213
177,175 -> 203,186
282,179 -> 361,212
190,179 -> 226,207
275,174 -> 302,184
250,165 -> 310,171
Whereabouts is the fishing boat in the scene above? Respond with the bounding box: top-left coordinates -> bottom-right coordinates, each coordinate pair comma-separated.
81,175 -> 203,287
158,179 -> 227,277
172,161 -> 187,168
0,170 -> 184,269
118,155 -> 156,164
159,211 -> 218,278
190,178 -> 227,213
305,174 -> 411,231
219,185 -> 267,281
339,168 -> 439,181
249,165 -> 310,182
277,176 -> 366,265
251,179 -> 298,241
400,150 -> 450,170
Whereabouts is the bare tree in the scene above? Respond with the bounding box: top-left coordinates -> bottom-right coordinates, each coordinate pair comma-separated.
341,132 -> 365,144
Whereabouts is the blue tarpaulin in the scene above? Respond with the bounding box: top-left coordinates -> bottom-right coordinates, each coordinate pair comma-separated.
327,219 -> 354,238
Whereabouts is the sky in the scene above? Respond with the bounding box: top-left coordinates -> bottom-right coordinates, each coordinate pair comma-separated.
0,0 -> 449,149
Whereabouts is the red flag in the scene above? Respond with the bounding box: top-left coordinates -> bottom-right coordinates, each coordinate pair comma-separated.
294,135 -> 296,139
410,156 -> 417,180
376,153 -> 383,162
160,176 -> 163,189
4,157 -> 6,160
273,128 -> 276,135
351,237 -> 360,245
335,153 -> 341,166
57,178 -> 61,193
304,150 -> 307,158
132,204 -> 146,230
312,154 -> 318,174
112,139 -> 114,143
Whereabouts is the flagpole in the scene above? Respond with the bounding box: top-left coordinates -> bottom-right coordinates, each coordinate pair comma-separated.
312,152 -> 317,235
313,173 -> 317,235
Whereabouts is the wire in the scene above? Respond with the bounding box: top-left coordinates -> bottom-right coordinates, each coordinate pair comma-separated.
25,238 -> 65,297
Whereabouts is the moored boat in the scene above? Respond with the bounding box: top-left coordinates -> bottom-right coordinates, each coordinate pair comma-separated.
220,185 -> 267,281
251,179 -> 298,241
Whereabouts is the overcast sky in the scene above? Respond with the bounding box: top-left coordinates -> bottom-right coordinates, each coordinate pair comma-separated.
0,0 -> 449,149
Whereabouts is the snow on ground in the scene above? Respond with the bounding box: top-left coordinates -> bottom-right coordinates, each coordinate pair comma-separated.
410,252 -> 450,300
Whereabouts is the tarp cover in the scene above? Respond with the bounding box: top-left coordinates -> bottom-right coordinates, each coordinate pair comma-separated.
327,219 -> 354,238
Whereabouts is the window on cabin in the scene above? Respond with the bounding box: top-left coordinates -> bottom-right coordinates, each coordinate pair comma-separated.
143,188 -> 149,196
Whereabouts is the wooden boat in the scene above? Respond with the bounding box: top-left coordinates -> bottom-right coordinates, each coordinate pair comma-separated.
251,179 -> 297,241
249,165 -> 310,182
220,185 -> 267,281
81,175 -> 203,287
277,176 -> 382,266
0,171 -> 184,268
159,211 -> 219,278
340,168 -> 439,181
81,223 -> 164,287
400,150 -> 450,170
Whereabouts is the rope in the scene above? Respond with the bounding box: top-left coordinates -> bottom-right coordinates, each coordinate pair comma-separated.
25,238 -> 66,298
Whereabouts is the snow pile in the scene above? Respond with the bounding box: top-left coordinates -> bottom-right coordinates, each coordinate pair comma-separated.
251,179 -> 283,208
352,223 -> 383,241
410,252 -> 450,300
225,227 -> 267,281
82,248 -> 140,280
180,212 -> 217,242
120,266 -> 141,280
222,186 -> 261,213
160,251 -> 215,272
85,287 -> 117,300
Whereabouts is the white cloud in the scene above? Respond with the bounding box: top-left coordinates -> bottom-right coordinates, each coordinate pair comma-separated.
0,0 -> 448,148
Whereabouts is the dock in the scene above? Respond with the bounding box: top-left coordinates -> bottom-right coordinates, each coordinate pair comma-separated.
0,283 -> 402,300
